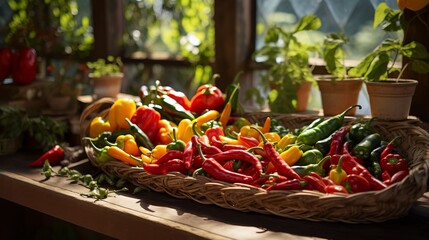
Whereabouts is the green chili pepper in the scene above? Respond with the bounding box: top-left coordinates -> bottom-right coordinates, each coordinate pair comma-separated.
352,133 -> 382,160
125,118 -> 154,150
158,94 -> 195,120
225,72 -> 241,114
87,139 -> 115,163
299,117 -> 324,134
314,133 -> 334,156
295,149 -> 324,166
348,118 -> 375,143
291,156 -> 330,177
296,105 -> 361,146
366,143 -> 387,179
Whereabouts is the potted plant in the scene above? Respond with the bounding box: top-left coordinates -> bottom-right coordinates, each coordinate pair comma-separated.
348,2 -> 429,120
316,32 -> 363,116
87,56 -> 123,99
0,106 -> 28,155
0,106 -> 68,155
250,14 -> 321,113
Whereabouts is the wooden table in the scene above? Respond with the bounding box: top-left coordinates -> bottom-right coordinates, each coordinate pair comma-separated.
1,151 -> 429,240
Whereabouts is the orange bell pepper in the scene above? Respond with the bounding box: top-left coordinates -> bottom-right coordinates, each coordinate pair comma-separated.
156,119 -> 177,145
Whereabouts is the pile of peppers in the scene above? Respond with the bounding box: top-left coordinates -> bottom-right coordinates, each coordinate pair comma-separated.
85,84 -> 410,194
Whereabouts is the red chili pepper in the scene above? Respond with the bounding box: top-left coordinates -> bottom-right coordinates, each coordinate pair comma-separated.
324,184 -> 349,194
210,149 -> 261,166
183,140 -> 194,169
142,159 -> 187,175
382,170 -> 391,183
191,135 -> 222,156
380,153 -> 408,176
328,126 -> 350,156
190,84 -> 225,115
130,105 -> 161,143
205,126 -> 224,143
380,136 -> 400,160
390,170 -> 409,185
266,178 -> 307,191
303,175 -> 327,193
155,150 -> 184,164
252,126 -> 302,180
337,151 -> 387,191
0,48 -> 13,81
12,47 -> 36,85
341,174 -> 371,193
238,135 -> 260,148
221,144 -> 245,151
199,149 -> 253,184
29,145 -> 64,167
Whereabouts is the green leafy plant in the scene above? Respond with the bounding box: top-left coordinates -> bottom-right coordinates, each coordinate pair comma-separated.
322,32 -> 350,80
250,14 -> 321,113
87,56 -> 123,78
0,106 -> 29,139
0,106 -> 68,151
348,3 -> 429,81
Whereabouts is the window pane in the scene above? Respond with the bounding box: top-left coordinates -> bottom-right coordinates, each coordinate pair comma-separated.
256,0 -> 400,60
122,0 -> 214,59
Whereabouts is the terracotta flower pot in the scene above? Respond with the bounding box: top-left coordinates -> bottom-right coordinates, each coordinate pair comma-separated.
365,79 -> 418,120
90,73 -> 123,99
316,77 -> 363,116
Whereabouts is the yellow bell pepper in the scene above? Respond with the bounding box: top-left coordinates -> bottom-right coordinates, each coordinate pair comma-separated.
239,125 -> 262,140
150,144 -> 167,162
89,116 -> 111,138
263,132 -> 281,143
177,110 -> 219,142
177,118 -> 193,142
108,98 -> 136,131
277,133 -> 297,150
398,0 -> 429,11
115,134 -> 141,156
279,145 -> 303,166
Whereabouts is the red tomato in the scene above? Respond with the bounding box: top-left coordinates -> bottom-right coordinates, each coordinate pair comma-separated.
190,85 -> 225,115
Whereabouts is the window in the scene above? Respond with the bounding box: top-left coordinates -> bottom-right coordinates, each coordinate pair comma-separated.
255,0 -> 400,61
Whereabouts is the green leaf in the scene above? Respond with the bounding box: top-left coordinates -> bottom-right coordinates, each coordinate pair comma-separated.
411,60 -> 429,74
373,2 -> 389,29
348,52 -> 379,77
293,14 -> 321,33
365,53 -> 390,81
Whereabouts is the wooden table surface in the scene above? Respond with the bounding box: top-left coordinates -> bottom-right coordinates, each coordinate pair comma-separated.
1,151 -> 429,240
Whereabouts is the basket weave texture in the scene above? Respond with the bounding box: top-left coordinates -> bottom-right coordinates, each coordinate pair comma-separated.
80,98 -> 429,223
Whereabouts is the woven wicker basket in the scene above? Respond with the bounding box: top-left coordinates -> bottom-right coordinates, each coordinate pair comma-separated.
80,98 -> 429,223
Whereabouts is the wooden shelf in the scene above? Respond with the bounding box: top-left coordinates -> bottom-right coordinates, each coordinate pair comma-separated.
1,151 -> 429,240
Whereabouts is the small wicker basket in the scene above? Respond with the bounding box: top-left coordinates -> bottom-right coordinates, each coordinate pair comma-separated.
80,98 -> 429,223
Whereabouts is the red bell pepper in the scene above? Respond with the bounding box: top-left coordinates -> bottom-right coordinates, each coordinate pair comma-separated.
189,84 -> 225,115
29,145 -> 64,167
380,153 -> 408,176
12,47 -> 37,85
130,105 -> 161,143
341,174 -> 371,193
0,48 -> 13,81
